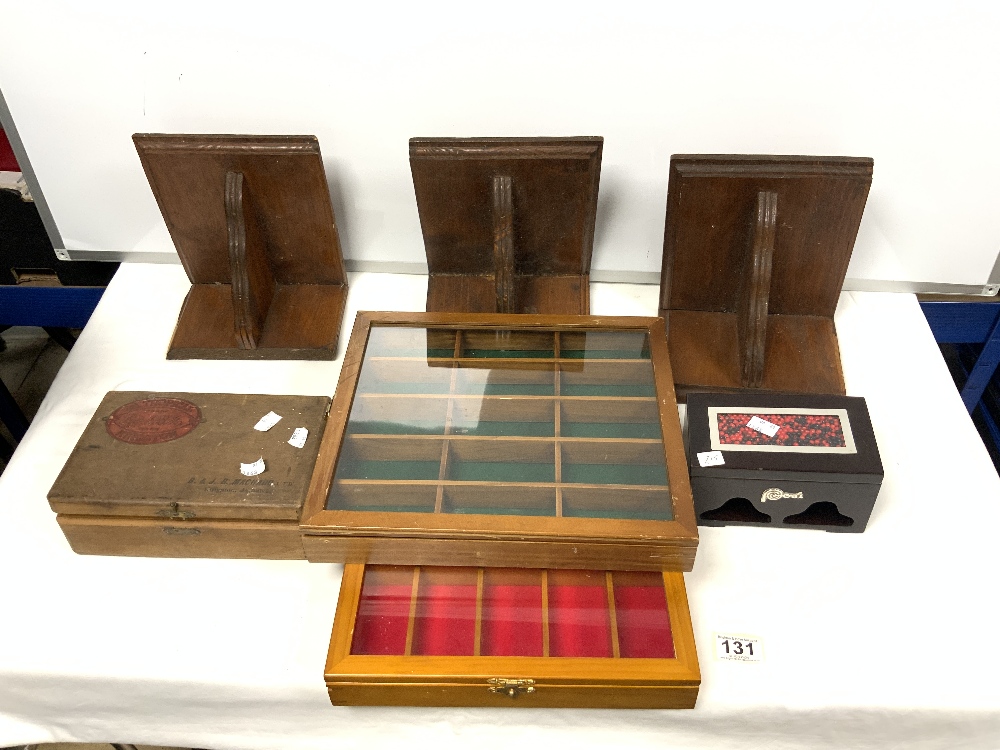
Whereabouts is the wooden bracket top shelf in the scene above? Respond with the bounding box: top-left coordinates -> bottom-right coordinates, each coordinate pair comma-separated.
134,133 -> 348,360
659,154 -> 874,398
410,137 -> 603,316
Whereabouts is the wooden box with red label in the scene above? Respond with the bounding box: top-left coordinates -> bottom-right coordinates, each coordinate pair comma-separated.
325,563 -> 700,708
685,393 -> 883,532
48,391 -> 330,558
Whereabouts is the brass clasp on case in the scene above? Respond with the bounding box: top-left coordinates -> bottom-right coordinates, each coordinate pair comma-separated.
487,678 -> 536,698
156,503 -> 195,520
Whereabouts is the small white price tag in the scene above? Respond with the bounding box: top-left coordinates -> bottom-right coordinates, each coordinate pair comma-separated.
240,457 -> 266,476
715,633 -> 763,662
254,411 -> 282,432
288,427 -> 309,448
747,416 -> 780,437
697,450 -> 725,467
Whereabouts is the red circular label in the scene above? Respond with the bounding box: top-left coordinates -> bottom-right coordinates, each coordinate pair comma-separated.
106,398 -> 202,445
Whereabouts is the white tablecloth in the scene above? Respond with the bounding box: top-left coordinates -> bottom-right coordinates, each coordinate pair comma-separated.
1,263 -> 999,750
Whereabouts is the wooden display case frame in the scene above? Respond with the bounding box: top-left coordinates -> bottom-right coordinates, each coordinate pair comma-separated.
325,563 -> 700,708
410,137 -> 602,315
301,312 -> 698,571
659,154 -> 873,398
134,134 -> 348,360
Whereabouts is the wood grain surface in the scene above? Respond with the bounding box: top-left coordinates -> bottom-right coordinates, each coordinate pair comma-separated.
324,564 -> 700,708
659,154 -> 872,397
410,137 -> 602,315
133,134 -> 348,360
49,391 -> 330,558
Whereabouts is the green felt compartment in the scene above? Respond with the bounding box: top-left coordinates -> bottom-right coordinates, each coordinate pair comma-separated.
445,504 -> 554,517
425,348 -> 458,359
560,384 -> 657,397
364,327 -> 457,358
560,350 -> 651,360
562,463 -> 668,486
356,382 -> 452,395
331,501 -> 439,513
559,331 -> 652,360
347,420 -> 446,435
561,505 -> 673,521
561,422 -> 662,439
448,461 -> 556,483
482,383 -> 555,396
461,349 -> 555,359
451,421 -> 555,437
453,382 -> 554,396
335,459 -> 442,481
366,348 -> 456,358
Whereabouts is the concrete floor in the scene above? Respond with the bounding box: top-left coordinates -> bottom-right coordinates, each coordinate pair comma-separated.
0,326 -> 70,472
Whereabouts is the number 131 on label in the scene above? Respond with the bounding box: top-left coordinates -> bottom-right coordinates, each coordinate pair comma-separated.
715,633 -> 763,662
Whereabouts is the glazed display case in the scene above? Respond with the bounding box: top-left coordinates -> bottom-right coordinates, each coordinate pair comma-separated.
325,563 -> 700,708
301,312 -> 697,571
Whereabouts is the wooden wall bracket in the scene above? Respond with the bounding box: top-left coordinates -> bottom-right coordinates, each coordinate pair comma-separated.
492,175 -> 515,314
411,137 -> 603,316
736,191 -> 777,388
134,134 -> 349,361
225,171 -> 276,349
658,154 -> 874,398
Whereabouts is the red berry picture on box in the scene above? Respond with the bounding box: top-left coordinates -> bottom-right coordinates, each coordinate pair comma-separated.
707,407 -> 857,454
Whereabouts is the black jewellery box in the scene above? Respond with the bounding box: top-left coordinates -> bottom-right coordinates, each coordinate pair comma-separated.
685,393 -> 883,532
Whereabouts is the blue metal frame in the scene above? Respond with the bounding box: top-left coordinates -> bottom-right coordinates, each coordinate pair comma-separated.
920,301 -> 1000,412
0,285 -> 105,328
0,285 -> 105,446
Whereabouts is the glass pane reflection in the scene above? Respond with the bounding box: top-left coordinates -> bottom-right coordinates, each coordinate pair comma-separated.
327,325 -> 672,521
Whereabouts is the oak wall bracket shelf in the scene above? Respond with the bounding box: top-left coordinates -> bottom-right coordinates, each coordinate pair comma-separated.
658,154 -> 873,399
409,137 -> 603,316
133,134 -> 348,360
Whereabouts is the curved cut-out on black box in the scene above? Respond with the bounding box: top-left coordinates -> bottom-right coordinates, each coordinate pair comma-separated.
782,501 -> 854,527
699,497 -> 772,524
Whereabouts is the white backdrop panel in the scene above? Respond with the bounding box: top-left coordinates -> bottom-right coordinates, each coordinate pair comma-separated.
1,1 -> 998,284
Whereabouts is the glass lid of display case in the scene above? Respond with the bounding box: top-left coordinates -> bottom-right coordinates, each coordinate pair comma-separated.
325,325 -> 673,521
350,565 -> 677,659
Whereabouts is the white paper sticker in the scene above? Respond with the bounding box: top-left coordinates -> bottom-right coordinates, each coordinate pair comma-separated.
240,457 -> 265,476
715,633 -> 763,662
288,427 -> 309,448
747,415 -> 780,437
697,450 -> 725,467
253,411 -> 282,432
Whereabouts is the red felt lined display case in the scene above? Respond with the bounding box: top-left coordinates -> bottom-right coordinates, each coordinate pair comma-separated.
325,563 -> 700,708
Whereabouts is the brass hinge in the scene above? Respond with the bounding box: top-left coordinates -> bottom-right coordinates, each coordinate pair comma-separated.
487,678 -> 536,698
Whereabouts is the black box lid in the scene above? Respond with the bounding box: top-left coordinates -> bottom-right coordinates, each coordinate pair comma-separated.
686,393 -> 883,485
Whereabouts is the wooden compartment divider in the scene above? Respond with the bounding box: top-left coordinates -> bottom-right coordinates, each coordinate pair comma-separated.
554,334 -> 564,518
